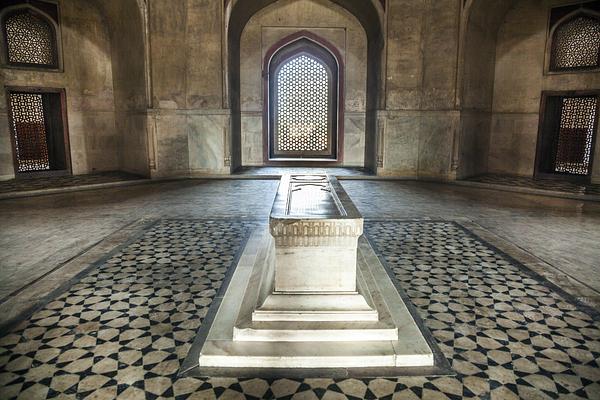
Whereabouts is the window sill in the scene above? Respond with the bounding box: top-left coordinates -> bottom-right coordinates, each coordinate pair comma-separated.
2,64 -> 63,73
544,67 -> 600,76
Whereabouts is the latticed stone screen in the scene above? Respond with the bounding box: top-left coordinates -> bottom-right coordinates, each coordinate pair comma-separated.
554,96 -> 597,175
9,93 -> 50,172
551,16 -> 600,70
275,55 -> 330,154
5,11 -> 57,67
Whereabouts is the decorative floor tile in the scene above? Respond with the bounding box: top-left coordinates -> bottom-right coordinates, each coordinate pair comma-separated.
1,220 -> 599,399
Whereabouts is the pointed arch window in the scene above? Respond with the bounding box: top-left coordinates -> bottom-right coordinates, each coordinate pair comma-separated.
1,5 -> 59,69
266,35 -> 343,161
549,11 -> 600,72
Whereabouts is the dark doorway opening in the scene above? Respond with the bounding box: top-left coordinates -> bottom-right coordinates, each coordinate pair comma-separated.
535,91 -> 599,182
7,88 -> 70,178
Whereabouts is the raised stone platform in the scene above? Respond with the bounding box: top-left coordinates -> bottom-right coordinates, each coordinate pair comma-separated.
195,174 -> 434,370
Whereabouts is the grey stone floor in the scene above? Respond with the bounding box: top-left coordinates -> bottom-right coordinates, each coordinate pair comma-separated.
343,180 -> 600,296
0,180 -> 276,303
1,178 -> 599,313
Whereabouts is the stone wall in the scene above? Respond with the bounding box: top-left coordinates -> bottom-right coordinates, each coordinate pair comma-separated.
379,0 -> 461,180
96,0 -> 149,177
0,0 -> 118,180
3,0 -> 598,182
164,0 -> 466,179
456,0 -> 515,179
147,0 -> 227,178
490,0 -> 600,182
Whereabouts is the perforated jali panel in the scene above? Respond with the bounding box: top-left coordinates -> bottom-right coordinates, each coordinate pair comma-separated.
276,55 -> 329,153
5,11 -> 56,66
9,93 -> 50,172
554,97 -> 597,175
551,16 -> 600,70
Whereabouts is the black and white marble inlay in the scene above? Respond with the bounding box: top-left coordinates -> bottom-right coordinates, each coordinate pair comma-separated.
1,219 -> 599,399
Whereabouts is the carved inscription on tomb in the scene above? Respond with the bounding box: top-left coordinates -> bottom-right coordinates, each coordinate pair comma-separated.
270,220 -> 362,247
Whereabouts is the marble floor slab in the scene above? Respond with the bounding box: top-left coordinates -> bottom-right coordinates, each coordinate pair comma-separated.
234,167 -> 371,176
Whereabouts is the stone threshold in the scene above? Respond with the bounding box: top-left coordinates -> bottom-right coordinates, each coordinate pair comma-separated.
451,179 -> 600,202
0,178 -> 155,200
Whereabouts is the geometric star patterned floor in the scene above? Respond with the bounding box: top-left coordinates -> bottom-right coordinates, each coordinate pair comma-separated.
1,219 -> 599,399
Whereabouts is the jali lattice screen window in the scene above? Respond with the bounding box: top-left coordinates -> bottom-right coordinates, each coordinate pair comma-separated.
550,15 -> 600,71
9,92 -> 50,172
276,55 -> 329,154
268,37 -> 339,161
3,9 -> 57,67
554,96 -> 598,175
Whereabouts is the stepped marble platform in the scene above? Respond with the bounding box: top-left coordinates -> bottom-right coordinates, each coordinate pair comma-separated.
194,175 -> 434,371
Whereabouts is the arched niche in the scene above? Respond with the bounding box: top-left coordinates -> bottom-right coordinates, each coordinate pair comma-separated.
482,0 -> 600,181
264,32 -> 344,163
227,0 -> 384,172
0,0 -> 118,179
240,3 -> 361,167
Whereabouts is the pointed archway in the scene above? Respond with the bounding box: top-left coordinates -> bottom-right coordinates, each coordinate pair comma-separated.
226,0 -> 384,173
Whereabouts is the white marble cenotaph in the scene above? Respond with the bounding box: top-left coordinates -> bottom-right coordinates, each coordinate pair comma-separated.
196,174 -> 434,369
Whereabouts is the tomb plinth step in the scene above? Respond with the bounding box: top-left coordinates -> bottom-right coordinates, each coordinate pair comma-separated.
233,319 -> 398,342
195,230 -> 435,370
252,292 -> 379,322
198,340 -> 434,369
